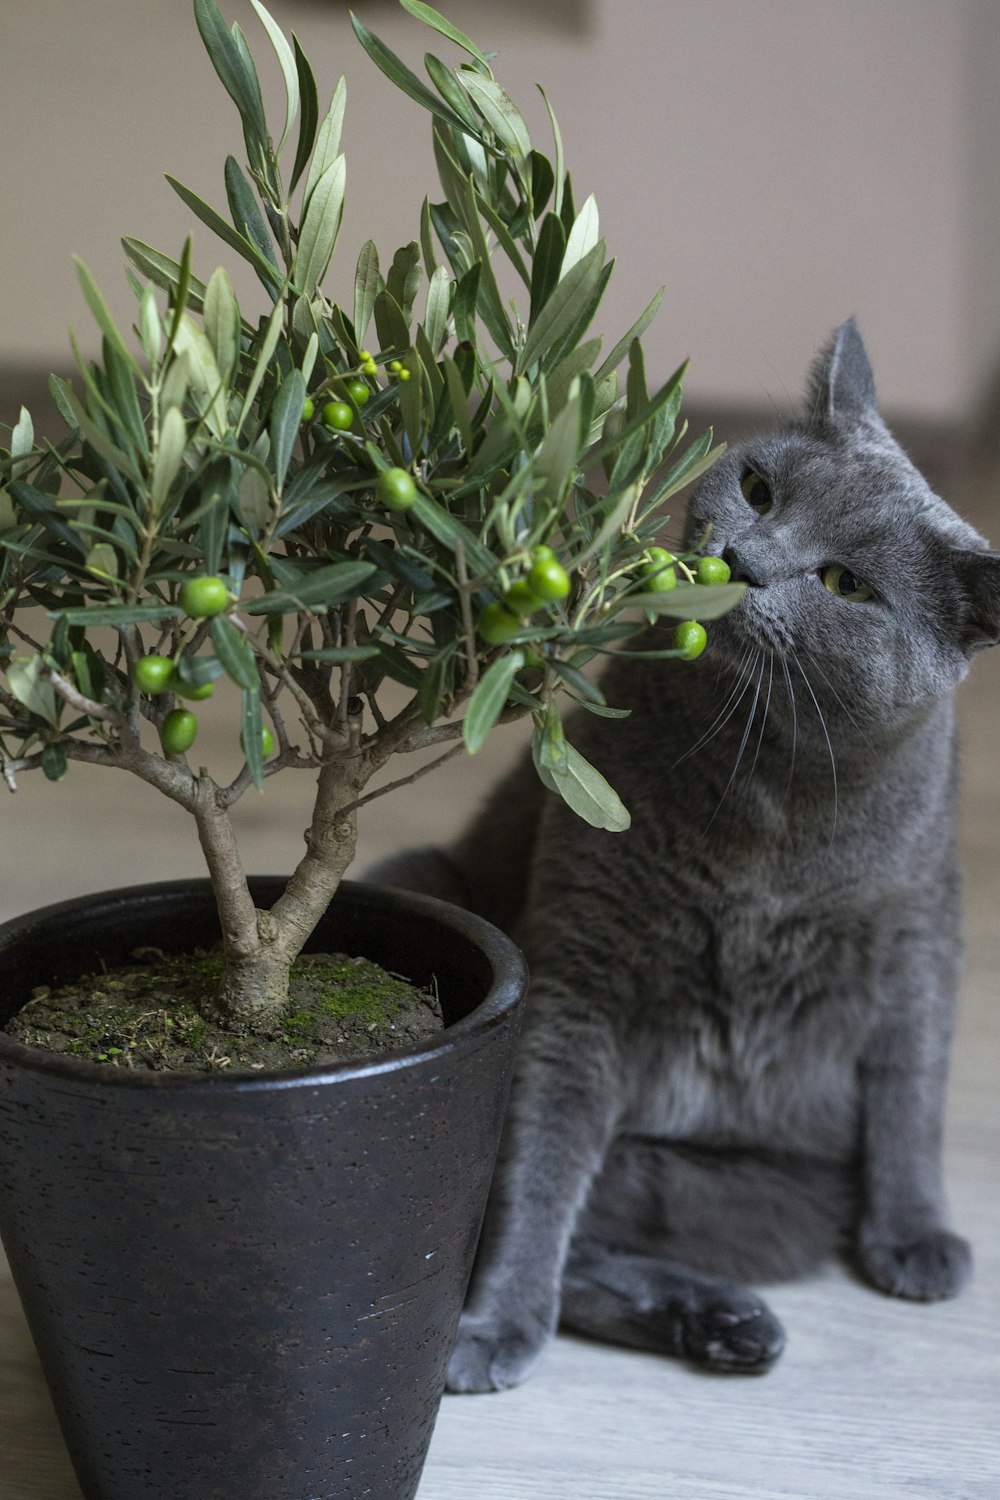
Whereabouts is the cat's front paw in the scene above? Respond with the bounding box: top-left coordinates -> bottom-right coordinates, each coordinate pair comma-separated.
858,1226 -> 972,1301
445,1311 -> 549,1393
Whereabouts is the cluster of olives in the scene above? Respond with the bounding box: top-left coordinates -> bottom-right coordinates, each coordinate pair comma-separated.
300,359 -> 420,515
477,546 -> 571,644
131,575 -> 273,761
636,546 -> 731,660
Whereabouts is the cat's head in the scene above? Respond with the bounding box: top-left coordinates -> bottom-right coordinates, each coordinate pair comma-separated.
685,320 -> 1000,718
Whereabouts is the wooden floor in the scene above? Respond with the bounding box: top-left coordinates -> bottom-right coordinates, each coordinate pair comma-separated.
1,450 -> 998,1497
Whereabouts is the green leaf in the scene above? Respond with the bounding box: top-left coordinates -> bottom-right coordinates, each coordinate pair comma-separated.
533,385 -> 584,501
289,34 -> 320,193
50,603 -> 182,626
561,192 -> 599,279
386,241 -> 423,322
408,493 -> 495,574
463,650 -> 523,754
529,150 -> 555,218
537,86 -> 564,216
237,293 -> 286,432
303,76 -> 347,210
353,240 -> 381,344
531,730 -> 630,832
400,0 -> 492,68
150,406 -> 188,514
300,645 -> 381,663
41,742 -> 69,782
621,581 -> 746,620
166,174 -> 279,293
424,54 -> 482,134
73,259 -> 140,374
460,73 -> 531,158
6,657 -> 59,726
270,369 -> 306,492
595,286 -> 665,383
441,355 -> 474,453
295,154 -> 345,296
521,239 -> 605,372
534,701 -> 568,772
223,156 -> 281,295
249,0 -> 298,155
423,263 -> 452,355
241,559 -> 377,614
589,360 -> 688,467
350,12 -> 470,135
647,433 -> 726,508
194,0 -> 268,150
209,614 -> 259,690
203,266 -> 241,381
121,239 -> 211,319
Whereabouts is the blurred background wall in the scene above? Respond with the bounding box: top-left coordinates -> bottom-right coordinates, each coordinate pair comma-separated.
2,0 -> 1000,421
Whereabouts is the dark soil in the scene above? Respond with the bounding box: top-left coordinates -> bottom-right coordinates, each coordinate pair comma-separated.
3,947 -> 444,1075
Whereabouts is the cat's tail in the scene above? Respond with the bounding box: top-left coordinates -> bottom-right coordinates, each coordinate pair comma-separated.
366,749 -> 544,934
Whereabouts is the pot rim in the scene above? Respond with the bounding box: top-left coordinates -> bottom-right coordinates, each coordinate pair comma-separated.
0,877 -> 527,1093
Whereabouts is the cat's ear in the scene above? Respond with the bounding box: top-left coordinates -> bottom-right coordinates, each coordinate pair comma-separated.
952,548 -> 1000,651
807,318 -> 879,425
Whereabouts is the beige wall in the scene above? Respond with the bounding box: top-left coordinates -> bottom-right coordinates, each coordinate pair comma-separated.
0,0 -> 995,420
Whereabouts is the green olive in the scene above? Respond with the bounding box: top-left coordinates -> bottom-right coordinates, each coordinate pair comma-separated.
178,576 -> 229,619
160,708 -> 198,756
673,620 -> 708,660
131,655 -> 175,695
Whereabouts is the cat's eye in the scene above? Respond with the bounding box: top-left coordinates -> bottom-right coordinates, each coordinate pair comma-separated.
740,470 -> 772,514
820,565 -> 873,602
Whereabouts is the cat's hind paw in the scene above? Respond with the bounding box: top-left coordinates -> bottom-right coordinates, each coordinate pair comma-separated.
445,1312 -> 548,1393
858,1227 -> 972,1301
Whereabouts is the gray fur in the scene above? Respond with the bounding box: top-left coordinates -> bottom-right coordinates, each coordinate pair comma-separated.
376,321 -> 998,1390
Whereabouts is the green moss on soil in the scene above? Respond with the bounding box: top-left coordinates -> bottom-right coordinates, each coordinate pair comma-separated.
2,948 -> 443,1075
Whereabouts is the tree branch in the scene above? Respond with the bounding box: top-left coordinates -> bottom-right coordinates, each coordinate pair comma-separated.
340,741 -> 466,815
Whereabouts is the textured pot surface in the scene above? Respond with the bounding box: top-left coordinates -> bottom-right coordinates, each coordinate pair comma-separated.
0,879 -> 526,1500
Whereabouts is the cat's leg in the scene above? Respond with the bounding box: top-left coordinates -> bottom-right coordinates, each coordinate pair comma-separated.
560,1236 -> 786,1374
446,980 -> 622,1393
856,927 -> 972,1301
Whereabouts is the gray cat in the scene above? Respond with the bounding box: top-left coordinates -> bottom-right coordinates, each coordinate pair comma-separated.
378,321 -> 999,1391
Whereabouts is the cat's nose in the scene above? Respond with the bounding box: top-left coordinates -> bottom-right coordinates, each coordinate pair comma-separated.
722,544 -> 763,587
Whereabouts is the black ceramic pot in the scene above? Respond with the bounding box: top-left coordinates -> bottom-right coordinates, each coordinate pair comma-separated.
0,878 -> 526,1500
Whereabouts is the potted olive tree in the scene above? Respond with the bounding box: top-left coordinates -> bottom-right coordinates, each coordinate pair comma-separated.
0,3 -> 740,1497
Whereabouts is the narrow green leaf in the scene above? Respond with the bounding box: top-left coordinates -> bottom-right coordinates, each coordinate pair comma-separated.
41,743 -> 69,782
73,259 -> 140,373
423,264 -> 452,355
533,387 -> 584,501
461,73 -> 531,158
400,1 -> 492,68
537,86 -> 564,216
588,360 -> 688,466
353,240 -> 381,344
151,406 -> 188,513
349,13 -> 470,135
441,355 -> 474,453
304,76 -> 347,210
295,154 -> 345,296
463,650 -> 523,754
237,293 -> 286,432
223,155 -> 281,294
121,239 -> 210,319
424,54 -> 482,133
531,731 -> 630,831
270,369 -> 306,491
249,0 -> 298,155
241,559 -> 377,614
203,265 -> 241,381
520,239 -> 605,372
166,175 -> 279,292
620,580 -> 746,621
594,286 -> 665,382
529,150 -> 555,218
194,0 -> 268,149
561,192 -> 599,279
289,35 -> 320,193
209,614 -> 259,690
408,493 -> 495,573
530,212 -> 567,326
52,603 -> 182,626
472,185 -> 531,290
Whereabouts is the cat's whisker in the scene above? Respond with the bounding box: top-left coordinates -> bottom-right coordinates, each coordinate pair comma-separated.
778,652 -> 799,807
799,648 -> 873,748
743,650 -> 775,792
791,650 -> 839,847
670,645 -> 757,771
692,648 -> 767,844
